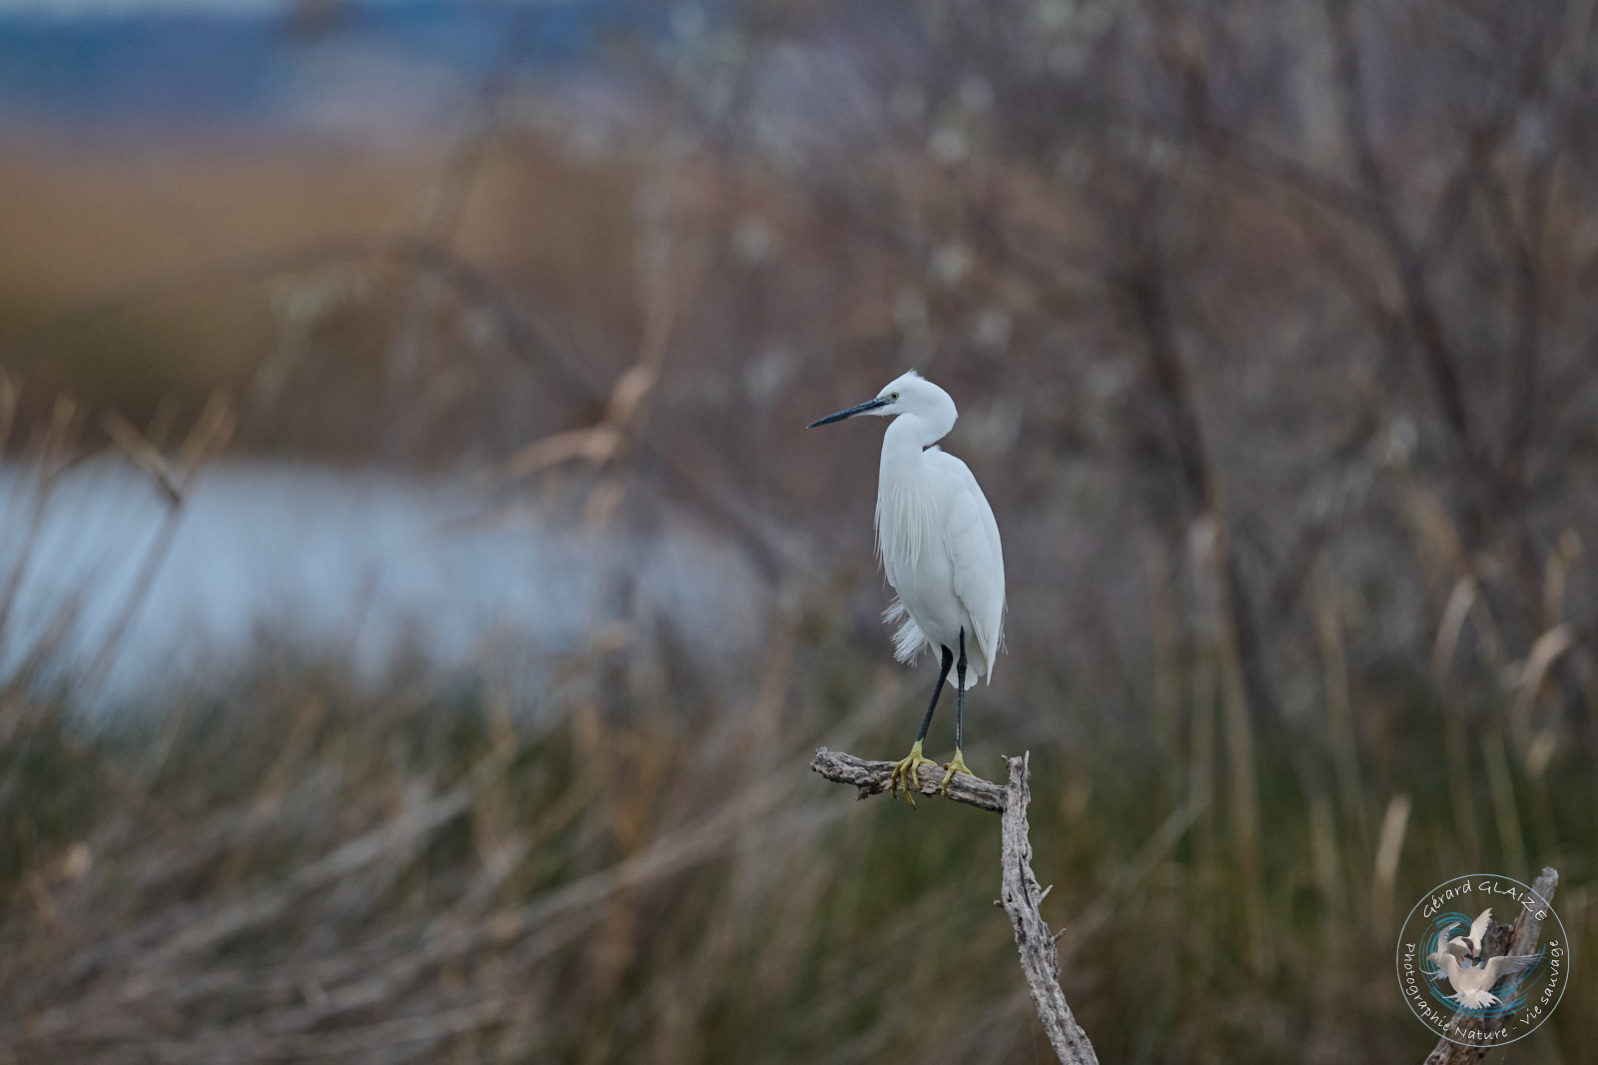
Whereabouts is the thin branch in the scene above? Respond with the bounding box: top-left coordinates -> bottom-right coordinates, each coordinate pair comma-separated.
1422,866 -> 1560,1064
1325,0 -> 1479,464
810,749 -> 1100,1065
4,228 -> 797,588
381,6 -> 542,406
999,753 -> 1101,1065
1122,246 -> 1279,736
810,747 -> 1006,811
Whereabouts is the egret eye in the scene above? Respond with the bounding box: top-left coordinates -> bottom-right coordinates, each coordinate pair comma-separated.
890,392 -> 900,401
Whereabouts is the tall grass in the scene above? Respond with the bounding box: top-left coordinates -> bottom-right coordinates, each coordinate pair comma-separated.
0,412 -> 1590,1063
2,1 -> 1596,1059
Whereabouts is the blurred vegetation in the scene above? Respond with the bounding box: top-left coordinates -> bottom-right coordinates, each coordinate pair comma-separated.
2,0 -> 1598,1062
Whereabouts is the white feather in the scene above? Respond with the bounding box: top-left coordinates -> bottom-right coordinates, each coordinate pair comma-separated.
1465,908 -> 1494,955
867,372 -> 1005,690
883,597 -> 928,664
1427,944 -> 1539,1010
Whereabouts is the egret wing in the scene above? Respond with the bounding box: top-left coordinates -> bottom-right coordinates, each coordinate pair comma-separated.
1431,953 -> 1463,985
1468,908 -> 1494,952
936,453 -> 1005,682
1482,953 -> 1538,985
1433,924 -> 1460,960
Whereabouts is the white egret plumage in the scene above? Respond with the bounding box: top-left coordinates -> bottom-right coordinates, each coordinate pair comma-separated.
1433,923 -> 1466,963
1427,946 -> 1539,1009
1452,908 -> 1494,960
809,370 -> 1005,800
1427,909 -> 1539,1009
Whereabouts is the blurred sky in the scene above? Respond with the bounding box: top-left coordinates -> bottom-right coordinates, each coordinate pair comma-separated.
0,0 -> 669,130
0,0 -> 328,12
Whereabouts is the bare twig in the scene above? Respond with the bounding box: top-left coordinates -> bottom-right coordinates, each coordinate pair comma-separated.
1121,244 -> 1279,738
1423,867 -> 1560,1064
810,749 -> 1100,1064
809,747 -> 1006,811
1326,0 -> 1478,465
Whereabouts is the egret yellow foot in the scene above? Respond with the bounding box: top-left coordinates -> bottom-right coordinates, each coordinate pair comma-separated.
889,740 -> 940,805
940,749 -> 973,794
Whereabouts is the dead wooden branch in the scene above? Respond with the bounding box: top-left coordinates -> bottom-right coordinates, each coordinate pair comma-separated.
809,747 -> 1007,810
1422,866 -> 1560,1064
998,753 -> 1101,1065
810,748 -> 1100,1065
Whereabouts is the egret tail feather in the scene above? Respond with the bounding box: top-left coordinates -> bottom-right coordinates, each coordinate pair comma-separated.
883,598 -> 927,664
1454,989 -> 1500,1009
884,600 -> 986,687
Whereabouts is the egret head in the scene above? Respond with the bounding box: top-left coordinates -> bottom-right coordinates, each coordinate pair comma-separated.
807,370 -> 956,429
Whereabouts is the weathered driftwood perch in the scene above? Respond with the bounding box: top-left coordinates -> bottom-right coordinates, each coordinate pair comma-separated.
810,747 -> 1007,810
811,748 -> 1100,1065
1423,866 -> 1560,1064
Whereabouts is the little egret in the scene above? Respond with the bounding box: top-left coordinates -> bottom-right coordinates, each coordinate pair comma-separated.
1428,943 -> 1539,1009
809,370 -> 1005,801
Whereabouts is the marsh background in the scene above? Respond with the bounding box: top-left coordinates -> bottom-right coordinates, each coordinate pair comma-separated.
1,1 -> 1595,1062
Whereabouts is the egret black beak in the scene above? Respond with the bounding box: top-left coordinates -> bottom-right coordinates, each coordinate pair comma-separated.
808,396 -> 889,427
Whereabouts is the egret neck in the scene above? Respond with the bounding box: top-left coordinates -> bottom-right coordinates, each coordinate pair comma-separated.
875,388 -> 957,572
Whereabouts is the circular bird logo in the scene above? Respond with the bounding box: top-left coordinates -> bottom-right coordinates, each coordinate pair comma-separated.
1396,873 -> 1568,1046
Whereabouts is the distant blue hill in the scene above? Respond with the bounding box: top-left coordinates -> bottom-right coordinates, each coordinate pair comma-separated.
0,1 -> 672,130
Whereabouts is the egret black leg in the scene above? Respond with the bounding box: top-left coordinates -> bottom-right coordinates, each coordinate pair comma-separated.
941,629 -> 973,794
954,628 -> 967,749
891,646 -> 954,803
916,646 -> 956,744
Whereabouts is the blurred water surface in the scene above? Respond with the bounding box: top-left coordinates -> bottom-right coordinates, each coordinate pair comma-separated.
0,461 -> 768,709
